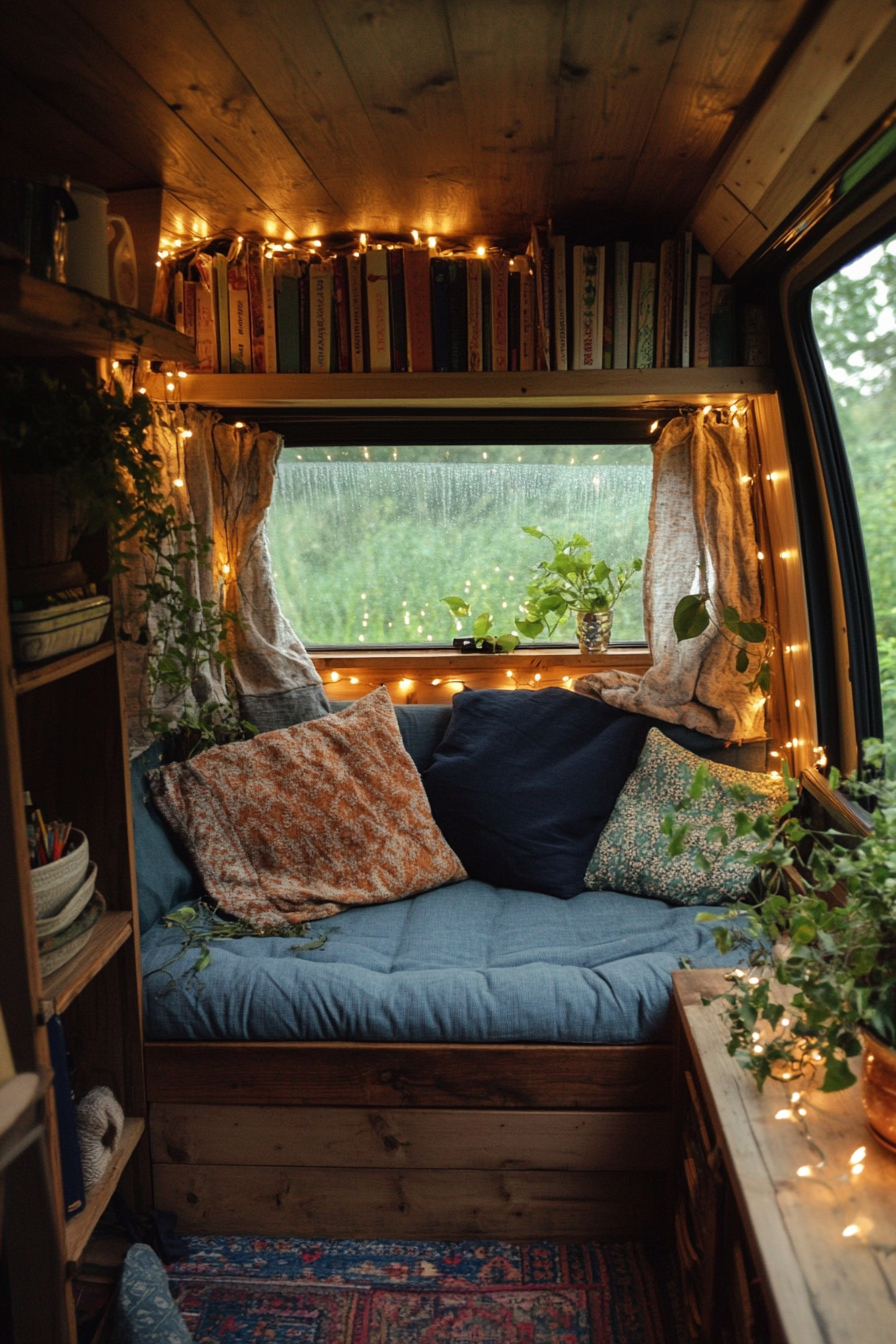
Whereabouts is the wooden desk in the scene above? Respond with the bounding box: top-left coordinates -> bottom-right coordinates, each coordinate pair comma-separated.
673,969 -> 896,1344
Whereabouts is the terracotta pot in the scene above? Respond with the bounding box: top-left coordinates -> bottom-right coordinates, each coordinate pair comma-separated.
861,1029 -> 896,1152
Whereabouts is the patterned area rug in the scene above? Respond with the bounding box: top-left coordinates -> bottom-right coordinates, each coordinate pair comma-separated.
167,1236 -> 676,1343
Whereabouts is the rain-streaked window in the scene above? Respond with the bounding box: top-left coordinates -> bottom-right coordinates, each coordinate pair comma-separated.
266,443 -> 652,647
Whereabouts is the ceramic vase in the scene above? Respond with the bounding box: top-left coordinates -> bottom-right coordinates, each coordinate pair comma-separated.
861,1029 -> 896,1152
576,608 -> 613,655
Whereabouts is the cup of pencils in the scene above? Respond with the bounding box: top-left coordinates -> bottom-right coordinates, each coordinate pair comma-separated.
26,794 -> 89,920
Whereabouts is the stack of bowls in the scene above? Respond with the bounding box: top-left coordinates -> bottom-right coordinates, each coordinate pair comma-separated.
31,832 -> 104,978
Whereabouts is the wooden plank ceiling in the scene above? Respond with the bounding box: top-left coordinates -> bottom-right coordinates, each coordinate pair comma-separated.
2,0 -> 820,246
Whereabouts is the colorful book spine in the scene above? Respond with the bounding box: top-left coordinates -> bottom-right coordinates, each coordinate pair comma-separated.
387,249 -> 408,372
348,255 -> 365,372
628,261 -> 642,368
693,251 -> 713,368
183,279 -> 197,343
602,248 -> 614,368
173,270 -> 185,333
431,258 -> 450,372
680,231 -> 694,368
572,245 -> 602,370
227,254 -> 250,373
193,253 -> 218,372
710,283 -> 735,366
519,255 -> 535,373
550,236 -> 567,371
635,261 -> 656,369
507,260 -> 521,372
447,259 -> 468,372
213,254 -> 231,373
656,239 -> 675,368
299,260 -> 311,373
529,223 -> 552,370
481,264 -> 492,371
364,249 -> 391,373
309,260 -> 333,372
262,254 -> 277,372
274,255 -> 301,373
613,241 -> 629,368
404,249 -> 432,373
333,255 -> 351,373
466,257 -> 483,372
246,241 -> 266,373
488,254 -> 509,373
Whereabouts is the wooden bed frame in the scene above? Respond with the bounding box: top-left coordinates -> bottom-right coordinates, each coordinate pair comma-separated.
143,770 -> 864,1241
145,1041 -> 674,1239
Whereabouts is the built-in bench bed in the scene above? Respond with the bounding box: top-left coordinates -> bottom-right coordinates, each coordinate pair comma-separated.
135,703 -> 757,1239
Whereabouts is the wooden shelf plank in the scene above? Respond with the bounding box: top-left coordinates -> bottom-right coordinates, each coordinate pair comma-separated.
14,642 -> 116,695
40,912 -> 132,1019
65,1118 -> 144,1269
0,262 -> 194,362
172,366 -> 776,409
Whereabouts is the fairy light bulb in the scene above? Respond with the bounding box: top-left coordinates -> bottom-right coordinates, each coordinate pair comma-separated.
173,477 -> 184,488
359,233 -> 367,246
797,1166 -> 812,1178
137,386 -> 147,394
166,381 -> 175,392
330,672 -> 340,682
850,1147 -> 866,1165
221,563 -> 231,575
649,421 -> 659,433
427,236 -> 437,249
842,1225 -> 860,1238
476,245 -> 486,256
411,229 -> 420,243
234,421 -> 246,429
349,677 -> 359,685
177,370 -> 187,379
432,678 -> 441,686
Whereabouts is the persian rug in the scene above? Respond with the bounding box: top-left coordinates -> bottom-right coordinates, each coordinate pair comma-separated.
166,1236 -> 677,1343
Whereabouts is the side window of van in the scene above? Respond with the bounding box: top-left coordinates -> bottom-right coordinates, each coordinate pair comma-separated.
812,236 -> 896,764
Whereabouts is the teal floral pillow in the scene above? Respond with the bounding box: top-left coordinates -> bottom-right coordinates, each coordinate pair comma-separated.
584,728 -> 787,906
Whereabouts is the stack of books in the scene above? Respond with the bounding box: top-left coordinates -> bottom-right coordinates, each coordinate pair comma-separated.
154,227 -> 768,375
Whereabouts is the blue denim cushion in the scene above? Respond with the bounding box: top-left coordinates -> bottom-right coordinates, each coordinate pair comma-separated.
130,744 -> 197,934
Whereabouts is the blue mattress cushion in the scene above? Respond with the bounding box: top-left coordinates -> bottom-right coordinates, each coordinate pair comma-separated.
141,879 -> 742,1044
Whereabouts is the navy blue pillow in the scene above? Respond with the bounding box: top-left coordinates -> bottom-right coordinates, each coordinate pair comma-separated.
421,688 -> 655,898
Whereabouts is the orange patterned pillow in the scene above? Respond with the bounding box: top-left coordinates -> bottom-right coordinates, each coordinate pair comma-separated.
147,687 -> 466,924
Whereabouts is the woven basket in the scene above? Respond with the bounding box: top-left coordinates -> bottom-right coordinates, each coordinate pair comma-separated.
34,862 -> 97,938
31,829 -> 89,919
38,891 -> 104,979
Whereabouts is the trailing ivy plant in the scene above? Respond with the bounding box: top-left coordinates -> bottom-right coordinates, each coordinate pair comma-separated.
515,527 -> 643,640
440,596 -> 520,652
144,903 -> 329,988
673,592 -> 774,695
666,740 -> 896,1092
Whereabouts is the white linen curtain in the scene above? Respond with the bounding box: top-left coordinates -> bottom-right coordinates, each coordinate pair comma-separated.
575,409 -> 767,741
120,404 -> 328,756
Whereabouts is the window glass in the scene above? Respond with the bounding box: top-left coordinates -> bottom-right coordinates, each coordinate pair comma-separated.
266,443 -> 652,646
811,235 -> 896,761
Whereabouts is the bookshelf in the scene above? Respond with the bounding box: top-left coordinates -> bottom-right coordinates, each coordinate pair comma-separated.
172,366 -> 776,409
0,304 -> 191,1341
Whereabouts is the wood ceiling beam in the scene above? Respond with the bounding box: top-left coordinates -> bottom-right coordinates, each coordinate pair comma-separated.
692,0 -> 896,270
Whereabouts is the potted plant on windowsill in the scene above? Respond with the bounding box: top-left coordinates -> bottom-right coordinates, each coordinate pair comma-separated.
515,528 -> 643,655
674,740 -> 896,1150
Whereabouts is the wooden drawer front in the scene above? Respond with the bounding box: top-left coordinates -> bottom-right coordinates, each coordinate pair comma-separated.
153,1164 -> 664,1239
677,1072 -> 723,1343
151,1103 -> 674,1172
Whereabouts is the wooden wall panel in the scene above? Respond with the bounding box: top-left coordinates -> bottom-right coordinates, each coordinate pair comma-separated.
144,1042 -> 674,1110
550,0 -> 691,219
67,0 -> 339,238
153,1163 -> 663,1238
625,0 -> 807,221
4,0 -> 288,237
446,1 -> 565,232
190,0 -> 403,234
150,1104 -> 674,1171
312,0 -> 478,235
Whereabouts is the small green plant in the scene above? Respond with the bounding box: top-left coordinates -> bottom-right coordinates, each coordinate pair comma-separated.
515,527 -> 643,640
673,593 -> 773,694
440,596 -> 520,652
667,740 -> 896,1092
144,903 -> 329,986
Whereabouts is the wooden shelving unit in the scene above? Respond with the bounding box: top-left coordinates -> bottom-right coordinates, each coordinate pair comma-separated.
14,641 -> 116,695
64,1118 -> 145,1268
0,297 -> 179,1342
40,912 -> 133,1019
172,365 -> 776,409
0,260 -> 195,362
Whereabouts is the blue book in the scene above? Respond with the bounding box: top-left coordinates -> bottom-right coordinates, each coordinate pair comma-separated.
47,1014 -> 85,1219
431,259 -> 450,372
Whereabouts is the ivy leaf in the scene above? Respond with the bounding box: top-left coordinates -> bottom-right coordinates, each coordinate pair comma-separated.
495,633 -> 520,652
515,618 -> 544,639
736,648 -> 749,674
723,605 -> 742,634
819,1054 -> 857,1092
756,661 -> 772,694
472,612 -> 493,638
441,595 -> 470,617
737,619 -> 767,644
674,594 -> 710,641
522,525 -> 545,538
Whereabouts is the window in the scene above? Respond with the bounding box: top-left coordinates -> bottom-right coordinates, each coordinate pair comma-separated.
811,233 -> 896,763
266,442 -> 652,648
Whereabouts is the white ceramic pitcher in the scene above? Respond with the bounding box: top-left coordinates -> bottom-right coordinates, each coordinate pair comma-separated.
66,181 -> 138,306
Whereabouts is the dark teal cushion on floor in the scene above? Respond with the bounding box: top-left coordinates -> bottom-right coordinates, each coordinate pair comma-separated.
111,1244 -> 190,1344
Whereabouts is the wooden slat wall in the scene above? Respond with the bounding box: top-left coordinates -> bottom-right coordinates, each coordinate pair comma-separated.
2,0 -> 817,244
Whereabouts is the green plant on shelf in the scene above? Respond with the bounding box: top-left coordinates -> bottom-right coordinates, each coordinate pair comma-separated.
439,596 -> 520,652
515,527 -> 643,640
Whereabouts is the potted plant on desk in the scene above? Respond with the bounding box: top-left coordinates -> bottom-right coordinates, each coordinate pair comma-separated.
514,528 -> 643,655
675,740 -> 896,1151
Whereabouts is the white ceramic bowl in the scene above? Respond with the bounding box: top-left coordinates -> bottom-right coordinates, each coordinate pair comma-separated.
30,829 -> 89,919
10,595 -> 111,665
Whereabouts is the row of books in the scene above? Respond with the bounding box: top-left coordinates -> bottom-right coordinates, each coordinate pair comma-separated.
154,230 -> 768,375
